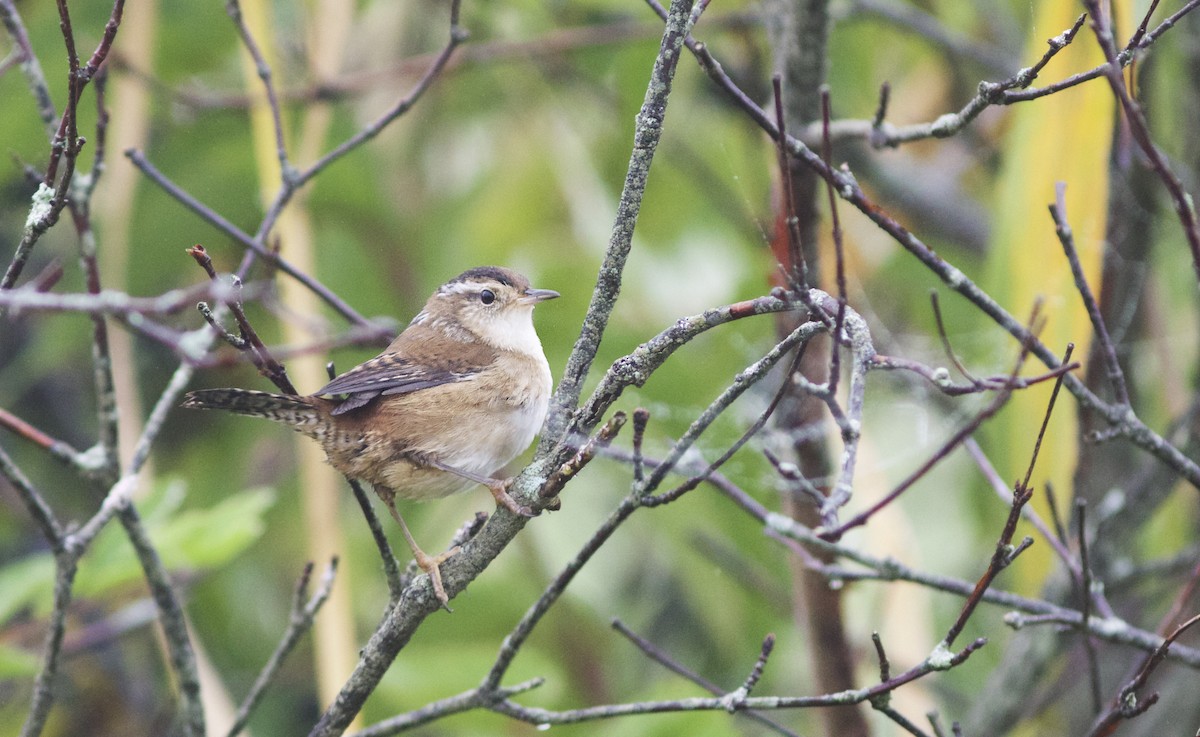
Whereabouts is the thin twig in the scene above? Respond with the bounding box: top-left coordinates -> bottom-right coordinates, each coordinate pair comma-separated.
943,343 -> 1075,649
1076,499 -> 1104,714
819,86 -> 848,399
187,244 -> 296,394
255,0 -> 467,242
1082,0 -> 1200,286
0,0 -> 57,133
771,74 -> 808,290
796,14 -> 1088,148
540,412 -> 627,500
226,560 -> 338,737
630,407 -> 649,485
487,639 -> 988,726
1086,613 -> 1200,736
541,0 -> 699,447
225,0 -> 294,184
345,479 -> 404,602
18,551 -> 77,737
123,149 -> 372,328
642,322 -> 817,504
929,291 -> 978,383
611,621 -> 801,737
963,440 -> 1116,620
117,501 -> 205,737
0,442 -> 65,547
1049,182 -> 1129,406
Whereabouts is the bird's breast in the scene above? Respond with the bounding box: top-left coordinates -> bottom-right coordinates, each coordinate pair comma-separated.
335,349 -> 550,496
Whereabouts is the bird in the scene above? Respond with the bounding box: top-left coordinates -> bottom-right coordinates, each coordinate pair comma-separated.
182,266 -> 559,605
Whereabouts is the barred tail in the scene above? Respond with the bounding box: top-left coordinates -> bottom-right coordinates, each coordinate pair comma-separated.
182,388 -> 323,431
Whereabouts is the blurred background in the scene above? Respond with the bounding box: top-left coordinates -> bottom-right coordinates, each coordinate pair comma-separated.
2,0 -> 1199,735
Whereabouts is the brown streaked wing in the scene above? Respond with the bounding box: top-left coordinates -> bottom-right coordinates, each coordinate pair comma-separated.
316,339 -> 494,415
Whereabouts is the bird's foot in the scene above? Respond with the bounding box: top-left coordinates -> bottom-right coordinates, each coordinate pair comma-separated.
380,492 -> 463,611
422,458 -> 537,518
415,544 -> 461,610
487,477 -> 535,518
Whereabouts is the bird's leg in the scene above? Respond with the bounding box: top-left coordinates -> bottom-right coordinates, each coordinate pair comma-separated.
380,492 -> 459,608
424,458 -> 535,517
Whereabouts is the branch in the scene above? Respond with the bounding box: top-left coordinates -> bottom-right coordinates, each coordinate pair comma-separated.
666,10 -> 1200,490
541,0 -> 700,447
611,620 -> 802,737
123,149 -> 373,328
1086,613 -> 1200,736
306,3 -> 703,734
255,0 -> 467,242
226,561 -> 338,737
1081,0 -> 1200,286
699,469 -> 1200,667
486,638 -> 987,725
188,244 -> 296,394
0,0 -> 57,134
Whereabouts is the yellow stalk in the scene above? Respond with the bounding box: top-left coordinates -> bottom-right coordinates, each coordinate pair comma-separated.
235,0 -> 360,722
985,1 -> 1129,585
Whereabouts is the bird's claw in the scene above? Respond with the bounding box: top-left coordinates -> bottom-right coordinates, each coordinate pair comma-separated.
489,477 -> 536,518
415,544 -> 461,610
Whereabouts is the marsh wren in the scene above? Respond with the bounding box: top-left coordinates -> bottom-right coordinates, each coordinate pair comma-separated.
183,266 -> 559,605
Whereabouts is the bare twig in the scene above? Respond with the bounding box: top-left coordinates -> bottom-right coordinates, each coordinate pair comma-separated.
665,11 -> 1200,490
640,320 -> 821,501
225,0 -> 294,184
1,0 -> 125,293
1082,0 -> 1200,287
345,479 -> 404,602
1086,613 -> 1200,736
612,621 -> 801,737
256,0 -> 467,242
187,244 -> 296,394
486,638 -> 987,726
123,149 -> 372,328
0,0 -> 57,133
0,278 -> 264,318
540,412 -> 627,500
819,86 -> 848,400
943,343 -> 1075,649
796,14 -> 1088,148
771,74 -> 809,290
1049,183 -> 1129,406
1076,500 -> 1104,714
0,441 -> 63,549
541,0 -> 699,447
963,439 -> 1116,620
630,407 -> 649,485
226,561 -> 338,737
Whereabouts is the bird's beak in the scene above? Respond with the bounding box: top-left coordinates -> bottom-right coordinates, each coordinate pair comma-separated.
519,288 -> 560,305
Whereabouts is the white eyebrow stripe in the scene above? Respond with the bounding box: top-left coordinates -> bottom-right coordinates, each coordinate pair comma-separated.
439,280 -> 489,295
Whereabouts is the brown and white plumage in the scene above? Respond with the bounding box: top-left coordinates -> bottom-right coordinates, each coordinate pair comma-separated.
182,266 -> 558,605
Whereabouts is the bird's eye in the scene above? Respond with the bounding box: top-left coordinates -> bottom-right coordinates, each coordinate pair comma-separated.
479,289 -> 496,305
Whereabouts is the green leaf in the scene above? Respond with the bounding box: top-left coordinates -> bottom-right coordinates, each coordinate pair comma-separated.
0,555 -> 55,624
153,486 -> 276,570
0,481 -> 276,627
